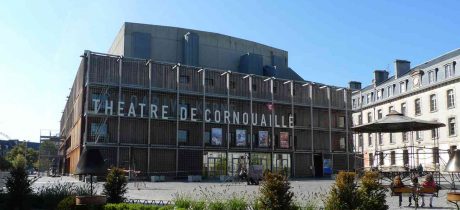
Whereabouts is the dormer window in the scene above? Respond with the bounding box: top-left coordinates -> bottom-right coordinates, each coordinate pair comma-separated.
446,64 -> 455,78
400,81 -> 406,93
428,69 -> 437,84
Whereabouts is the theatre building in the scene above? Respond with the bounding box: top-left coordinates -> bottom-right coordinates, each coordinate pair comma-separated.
60,22 -> 354,178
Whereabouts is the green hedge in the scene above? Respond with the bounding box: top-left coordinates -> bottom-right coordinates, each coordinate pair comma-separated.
103,203 -> 176,210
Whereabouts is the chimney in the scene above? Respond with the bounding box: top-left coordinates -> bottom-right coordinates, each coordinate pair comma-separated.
349,81 -> 362,90
394,60 -> 411,79
374,70 -> 389,85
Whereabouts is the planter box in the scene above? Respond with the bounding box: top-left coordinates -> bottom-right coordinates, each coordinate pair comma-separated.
151,175 -> 167,182
75,195 -> 107,205
188,175 -> 202,182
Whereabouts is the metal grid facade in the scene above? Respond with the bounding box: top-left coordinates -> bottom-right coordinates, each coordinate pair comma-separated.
60,51 -> 354,178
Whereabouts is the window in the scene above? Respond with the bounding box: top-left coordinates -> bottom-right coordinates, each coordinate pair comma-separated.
377,109 -> 383,120
391,151 -> 396,165
433,147 -> 439,164
378,133 -> 383,145
368,134 -> 372,146
403,150 -> 409,166
179,75 -> 190,84
369,153 -> 374,166
205,78 -> 214,86
91,93 -> 108,112
358,114 -> 363,125
371,92 -> 374,102
361,96 -> 365,105
389,133 -> 394,144
367,94 -> 372,104
449,117 -> 456,136
377,89 -> 383,100
431,128 -> 439,140
358,134 -> 363,147
402,132 -> 408,142
178,130 -> 188,143
428,70 -> 437,83
387,86 -> 392,97
416,131 -> 422,141
448,89 -> 455,109
414,98 -> 421,115
430,94 -> 437,112
401,103 -> 406,115
352,99 -> 356,108
400,81 -> 406,93
379,152 -> 384,166
445,64 -> 454,78
338,116 -> 345,128
367,112 -> 372,123
388,106 -> 394,113
90,123 -> 107,138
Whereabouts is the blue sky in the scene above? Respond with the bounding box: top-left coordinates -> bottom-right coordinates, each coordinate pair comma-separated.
1,1 -> 459,141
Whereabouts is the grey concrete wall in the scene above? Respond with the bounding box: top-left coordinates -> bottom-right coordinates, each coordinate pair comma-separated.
108,24 -> 125,56
109,22 -> 288,73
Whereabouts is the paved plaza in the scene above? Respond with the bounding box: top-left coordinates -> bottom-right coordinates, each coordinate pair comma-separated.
32,176 -> 458,209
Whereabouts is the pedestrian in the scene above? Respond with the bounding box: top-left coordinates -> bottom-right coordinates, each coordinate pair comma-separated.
421,174 -> 436,208
391,175 -> 405,207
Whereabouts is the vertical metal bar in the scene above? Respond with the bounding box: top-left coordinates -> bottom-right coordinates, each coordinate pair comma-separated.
249,76 -> 253,152
175,65 -> 180,177
83,50 -> 90,149
310,84 -> 315,176
226,72 -> 230,175
202,69 -> 206,149
271,79 -> 275,172
147,61 -> 152,175
328,87 -> 332,154
344,89 -> 350,171
117,56 -> 122,167
290,81 -> 295,177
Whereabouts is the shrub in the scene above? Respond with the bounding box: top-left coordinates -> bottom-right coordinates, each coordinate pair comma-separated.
324,172 -> 360,210
5,162 -> 32,210
103,167 -> 128,203
208,200 -> 225,210
357,171 -> 388,210
104,203 -> 161,210
173,195 -> 192,208
57,196 -> 76,210
257,172 -> 295,210
225,197 -> 247,210
35,182 -> 77,209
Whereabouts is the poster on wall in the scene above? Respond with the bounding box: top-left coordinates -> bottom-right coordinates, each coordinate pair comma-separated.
236,129 -> 246,146
280,132 -> 289,148
211,128 -> 223,146
258,131 -> 269,147
323,159 -> 332,175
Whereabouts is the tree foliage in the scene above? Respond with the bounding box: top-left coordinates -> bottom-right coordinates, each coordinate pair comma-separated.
103,167 -> 128,203
357,171 -> 388,210
257,172 -> 296,210
5,162 -> 33,210
6,143 -> 38,170
324,171 -> 388,210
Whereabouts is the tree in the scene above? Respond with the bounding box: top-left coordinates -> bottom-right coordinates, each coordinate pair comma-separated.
6,143 -> 38,170
357,171 -> 388,210
103,167 -> 128,203
5,155 -> 33,210
324,172 -> 361,210
257,172 -> 296,210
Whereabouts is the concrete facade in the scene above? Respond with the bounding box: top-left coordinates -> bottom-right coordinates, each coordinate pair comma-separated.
351,48 -> 460,171
107,22 -> 303,81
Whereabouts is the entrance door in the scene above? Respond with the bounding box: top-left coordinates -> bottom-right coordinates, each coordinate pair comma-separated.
314,154 -> 323,177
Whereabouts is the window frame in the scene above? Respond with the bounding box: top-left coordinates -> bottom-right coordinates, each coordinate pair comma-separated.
414,98 -> 421,116
430,94 -> 437,112
447,89 -> 455,109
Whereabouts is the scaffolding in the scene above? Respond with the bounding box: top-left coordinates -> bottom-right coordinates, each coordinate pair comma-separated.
39,129 -> 62,176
